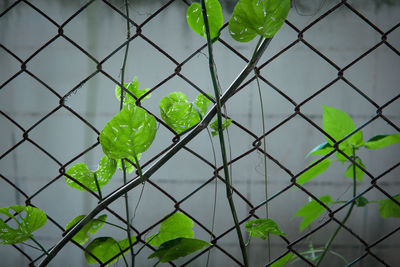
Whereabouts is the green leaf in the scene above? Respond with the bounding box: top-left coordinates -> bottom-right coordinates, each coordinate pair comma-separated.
115,77 -> 151,105
364,134 -> 400,149
65,156 -> 117,192
356,196 -> 368,207
378,195 -> 400,219
116,155 -> 141,174
210,118 -> 232,136
336,145 -> 352,163
245,218 -> 286,240
85,236 -> 136,265
186,0 -> 223,40
322,105 -> 363,147
297,158 -> 331,185
0,205 -> 47,245
148,237 -> 211,263
270,253 -> 296,267
146,212 -> 194,246
159,92 -> 211,134
345,158 -> 365,182
306,142 -> 334,157
65,214 -> 107,245
229,0 -> 291,42
295,195 -> 332,232
99,104 -> 157,159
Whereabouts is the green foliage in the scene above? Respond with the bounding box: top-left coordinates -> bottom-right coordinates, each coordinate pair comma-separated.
65,214 -> 107,245
85,236 -> 136,265
186,0 -> 223,41
146,212 -> 194,246
229,0 -> 291,42
379,195 -> 400,218
295,196 -> 332,232
0,205 -> 47,245
99,103 -> 157,159
270,253 -> 296,267
297,158 -> 331,185
116,155 -> 141,174
148,237 -> 211,263
364,134 -> 400,149
245,218 -> 286,240
159,92 -> 211,134
210,118 -> 232,136
115,77 -> 151,105
306,142 -> 334,157
356,196 -> 368,207
65,156 -> 116,192
344,158 -> 365,182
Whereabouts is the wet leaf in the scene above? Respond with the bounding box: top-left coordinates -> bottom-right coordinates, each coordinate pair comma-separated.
210,118 -> 232,136
115,77 -> 151,105
245,218 -> 286,240
65,214 -> 107,245
116,155 -> 141,174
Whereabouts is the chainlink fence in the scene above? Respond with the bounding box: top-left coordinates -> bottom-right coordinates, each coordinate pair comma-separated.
0,0 -> 399,266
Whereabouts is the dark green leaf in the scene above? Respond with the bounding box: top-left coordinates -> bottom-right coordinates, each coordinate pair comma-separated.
364,134 -> 400,149
116,155 -> 141,174
186,0 -> 223,40
99,104 -> 157,159
295,195 -> 332,232
379,195 -> 400,218
147,212 -> 194,246
297,158 -> 331,185
148,237 -> 211,263
356,196 -> 368,207
65,214 -> 107,245
210,118 -> 232,136
0,205 -> 47,245
306,142 -> 334,157
345,158 -> 365,182
245,218 -> 286,240
85,236 -> 136,265
115,77 -> 151,105
159,92 -> 211,134
270,253 -> 296,267
65,156 -> 116,192
229,0 -> 291,42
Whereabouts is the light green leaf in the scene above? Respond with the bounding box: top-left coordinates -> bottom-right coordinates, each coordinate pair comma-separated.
322,105 -> 363,149
148,237 -> 211,263
379,195 -> 400,219
336,145 -> 352,163
115,77 -> 151,105
306,142 -> 334,157
146,212 -> 194,246
186,0 -> 223,40
210,118 -> 232,136
85,236 -> 136,265
99,104 -> 157,159
229,0 -> 291,42
364,134 -> 400,149
0,206 -> 47,245
295,195 -> 332,232
65,156 -> 116,192
245,218 -> 286,240
270,253 -> 296,267
65,214 -> 107,245
345,158 -> 365,182
160,92 -> 211,134
116,155 -> 141,174
297,158 -> 331,185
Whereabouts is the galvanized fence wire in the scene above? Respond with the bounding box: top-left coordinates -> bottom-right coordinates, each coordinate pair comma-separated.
0,0 -> 399,266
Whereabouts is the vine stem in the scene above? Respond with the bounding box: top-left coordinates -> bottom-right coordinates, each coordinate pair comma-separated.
200,1 -> 248,266
93,172 -> 102,201
315,147 -> 357,266
38,36 -> 272,267
30,236 -> 49,256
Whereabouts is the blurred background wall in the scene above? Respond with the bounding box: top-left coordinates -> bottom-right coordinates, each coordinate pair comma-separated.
0,0 -> 399,266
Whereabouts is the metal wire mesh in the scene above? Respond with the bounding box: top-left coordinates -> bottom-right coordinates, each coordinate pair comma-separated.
0,0 -> 399,266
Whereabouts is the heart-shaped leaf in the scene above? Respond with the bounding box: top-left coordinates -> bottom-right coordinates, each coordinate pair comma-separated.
378,195 -> 400,219
229,0 -> 291,42
245,218 -> 286,240
85,236 -> 136,265
65,214 -> 107,245
65,156 -> 116,192
0,205 -> 47,245
186,0 -> 223,40
295,195 -> 332,232
146,212 -> 194,246
148,237 -> 211,263
99,103 -> 157,159
115,77 -> 151,105
160,92 -> 211,134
